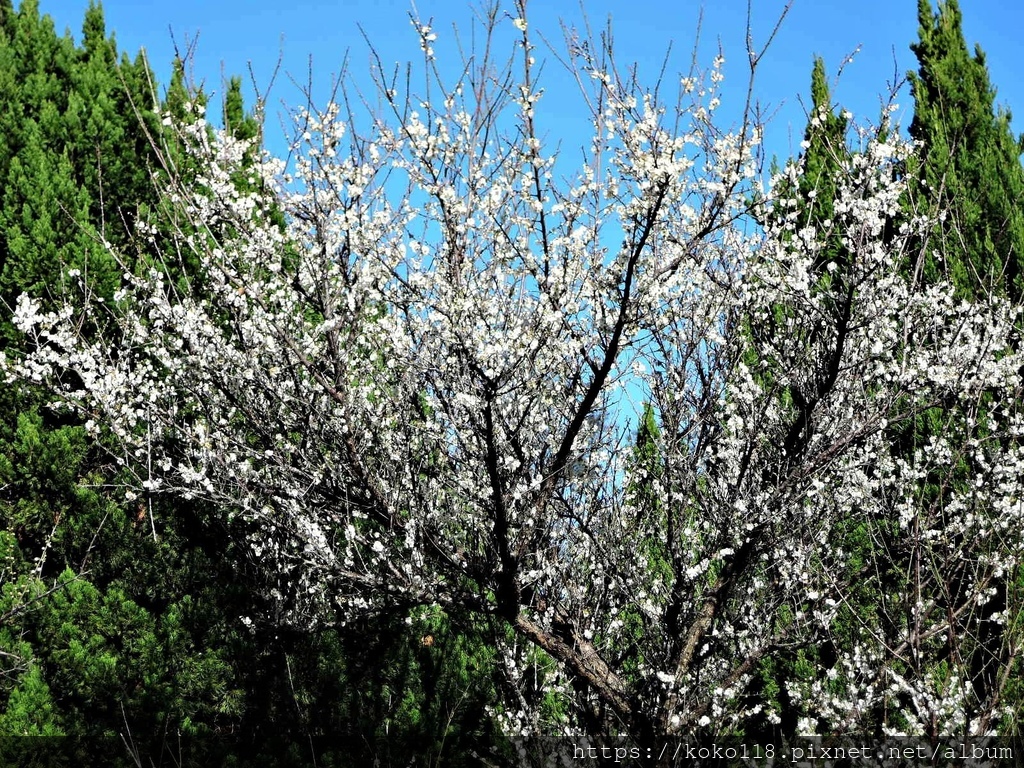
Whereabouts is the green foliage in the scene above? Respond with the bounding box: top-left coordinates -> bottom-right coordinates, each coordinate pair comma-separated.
618,403 -> 672,682
0,665 -> 63,736
224,75 -> 259,142
627,403 -> 664,521
908,0 -> 1024,300
314,608 -> 504,766
0,0 -> 237,759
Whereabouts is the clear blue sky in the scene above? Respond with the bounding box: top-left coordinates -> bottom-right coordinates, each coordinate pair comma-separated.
27,0 -> 1024,166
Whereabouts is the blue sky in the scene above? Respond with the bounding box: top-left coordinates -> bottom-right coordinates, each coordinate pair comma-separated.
29,0 -> 1024,166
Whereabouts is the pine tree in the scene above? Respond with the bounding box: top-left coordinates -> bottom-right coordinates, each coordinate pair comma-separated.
0,5 -> 504,761
908,0 -> 1024,299
70,2 -> 158,247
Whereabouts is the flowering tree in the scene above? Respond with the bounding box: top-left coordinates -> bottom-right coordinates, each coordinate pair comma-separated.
4,1 -> 1023,756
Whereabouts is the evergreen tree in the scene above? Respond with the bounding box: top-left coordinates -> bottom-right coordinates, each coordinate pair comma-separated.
907,0 -> 1024,739
0,0 -> 14,40
71,2 -> 159,246
749,57 -> 859,468
908,0 -> 1024,299
0,4 -> 243,761
763,39 -> 1024,741
224,74 -> 259,142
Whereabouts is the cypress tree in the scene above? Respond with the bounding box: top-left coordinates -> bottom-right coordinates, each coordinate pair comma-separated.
748,57 -> 859,467
224,74 -> 259,142
0,4 -> 244,758
800,57 -> 848,237
906,0 -> 1024,738
908,0 -> 1024,299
